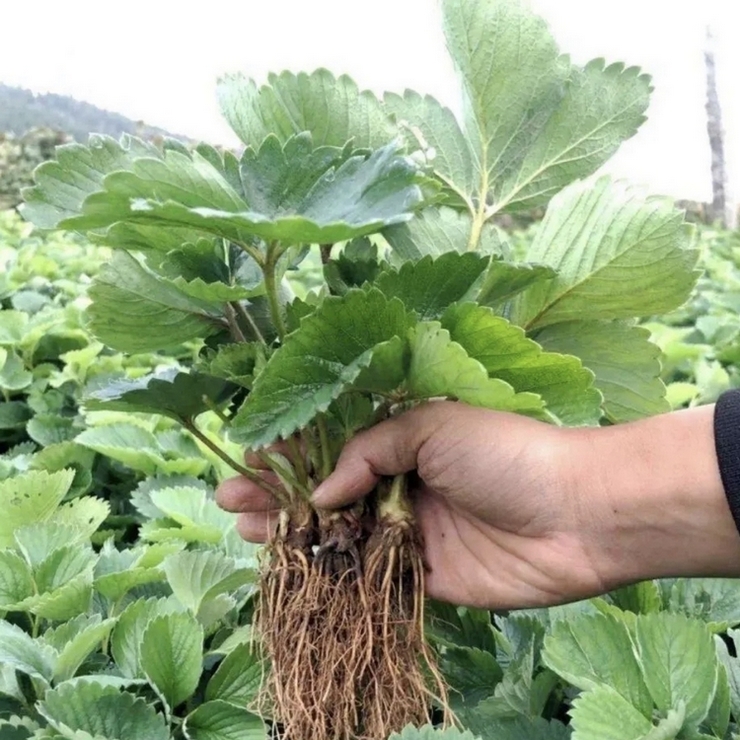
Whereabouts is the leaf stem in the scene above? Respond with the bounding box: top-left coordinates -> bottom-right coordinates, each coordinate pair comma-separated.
224,302 -> 247,343
316,414 -> 333,481
202,395 -> 232,426
467,146 -> 490,252
233,301 -> 266,345
182,419 -> 284,500
263,243 -> 287,342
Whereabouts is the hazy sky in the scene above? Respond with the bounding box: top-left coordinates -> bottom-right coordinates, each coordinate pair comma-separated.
2,0 -> 738,203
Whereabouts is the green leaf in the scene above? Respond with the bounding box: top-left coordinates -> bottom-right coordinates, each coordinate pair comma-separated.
201,343 -> 261,389
407,322 -> 545,417
475,261 -> 556,308
87,251 -> 220,353
441,303 -> 601,425
0,551 -> 34,607
111,596 -> 185,679
323,237 -> 382,295
384,91 -> 476,208
389,726 -> 478,740
705,663 -> 731,740
439,646 -> 503,710
85,369 -> 237,422
14,523 -> 89,567
441,0 -> 650,212
0,352 -> 32,391
183,700 -> 265,740
205,643 -> 262,706
22,133 -> 161,228
0,469 -> 74,549
0,311 -> 29,345
218,68 -> 395,149
38,681 -> 169,740
463,715 -> 569,740
0,402 -> 32,430
383,207 -> 503,260
49,615 -> 117,683
140,612 -> 204,709
149,487 -> 235,544
634,613 -> 718,726
716,631 -> 740,721
0,620 -> 55,683
511,178 -> 698,329
543,613 -> 652,717
535,320 -> 669,422
610,581 -> 663,615
231,289 -> 414,447
372,253 -> 490,320
569,686 -> 655,740
26,414 -> 76,447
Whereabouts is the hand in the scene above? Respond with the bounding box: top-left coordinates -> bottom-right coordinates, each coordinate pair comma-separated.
216,401 -> 740,610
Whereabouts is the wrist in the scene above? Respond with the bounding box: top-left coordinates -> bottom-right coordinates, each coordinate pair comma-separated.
567,405 -> 740,590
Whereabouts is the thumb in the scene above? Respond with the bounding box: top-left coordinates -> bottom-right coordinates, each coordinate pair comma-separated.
311,402 -> 445,509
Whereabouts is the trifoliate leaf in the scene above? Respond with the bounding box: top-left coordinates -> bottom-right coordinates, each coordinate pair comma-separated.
218,68 -> 395,149
543,613 -> 652,717
38,681 -> 169,740
0,469 -> 74,549
49,615 -> 117,683
85,368 -> 237,422
0,551 -> 34,607
441,303 -> 601,425
407,323 -> 545,416
569,685 -> 655,740
511,178 -> 698,329
231,289 -> 414,447
183,700 -> 265,740
205,643 -> 262,706
535,320 -> 669,422
389,726 -> 478,740
372,253 -> 489,320
141,612 -> 204,709
384,91 -> 476,209
383,207 -> 503,259
441,0 -> 650,213
0,620 -> 56,683
475,261 -> 556,308
162,550 -> 255,621
22,134 -> 161,228
111,597 -> 185,679
87,251 -> 221,353
323,237 -> 382,295
635,613 -> 718,726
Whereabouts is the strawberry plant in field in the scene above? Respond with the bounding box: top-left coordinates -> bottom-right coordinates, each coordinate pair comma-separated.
2,0 -> 740,737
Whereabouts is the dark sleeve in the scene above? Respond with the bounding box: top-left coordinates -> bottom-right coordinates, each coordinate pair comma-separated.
714,389 -> 740,534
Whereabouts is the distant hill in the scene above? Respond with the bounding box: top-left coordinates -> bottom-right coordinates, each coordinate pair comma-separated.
0,83 -> 181,142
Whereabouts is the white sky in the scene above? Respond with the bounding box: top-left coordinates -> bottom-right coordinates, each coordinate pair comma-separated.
2,0 -> 739,203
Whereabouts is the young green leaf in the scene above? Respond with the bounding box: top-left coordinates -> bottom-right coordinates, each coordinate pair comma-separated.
634,613 -> 718,727
85,368 -> 238,422
441,303 -> 601,425
87,251 -> 222,353
372,253 -> 490,320
140,612 -> 204,710
510,178 -> 698,329
183,700 -> 266,740
543,613 -> 652,717
407,323 -> 546,417
38,681 -> 169,740
535,320 -> 669,422
231,288 -> 415,447
218,68 -> 395,149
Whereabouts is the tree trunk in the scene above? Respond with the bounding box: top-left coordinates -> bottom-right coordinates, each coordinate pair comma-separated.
704,26 -> 731,228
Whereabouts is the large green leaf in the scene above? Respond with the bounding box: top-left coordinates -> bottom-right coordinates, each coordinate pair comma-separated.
0,620 -> 56,683
543,613 -> 652,717
407,322 -> 546,417
38,681 -> 169,740
218,68 -> 395,149
140,612 -> 204,709
439,645 -> 502,710
49,615 -> 117,683
183,700 -> 265,740
52,135 -> 423,247
441,303 -> 601,425
205,643 -> 262,706
0,551 -> 34,607
510,178 -> 698,329
634,613 -> 718,727
0,469 -> 74,549
87,251 -> 221,353
85,368 -> 237,422
372,253 -> 490,320
230,288 -> 414,447
535,320 -> 669,422
383,207 -> 503,259
441,0 -> 650,213
475,261 -> 556,309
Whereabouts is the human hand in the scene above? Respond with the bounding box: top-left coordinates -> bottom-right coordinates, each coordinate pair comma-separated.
216,401 -> 740,609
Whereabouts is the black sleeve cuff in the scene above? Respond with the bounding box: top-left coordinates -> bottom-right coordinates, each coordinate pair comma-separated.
714,389 -> 740,535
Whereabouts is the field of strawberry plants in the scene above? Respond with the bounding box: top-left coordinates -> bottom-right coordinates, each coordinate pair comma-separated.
3,0 -> 740,738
